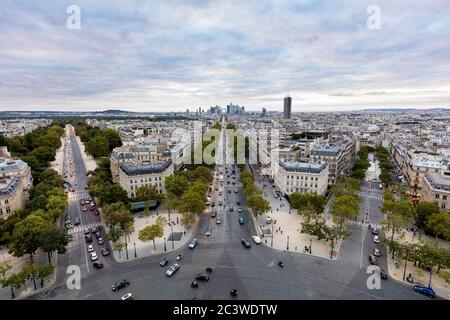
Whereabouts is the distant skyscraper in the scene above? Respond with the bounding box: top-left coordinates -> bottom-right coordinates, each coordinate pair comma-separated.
283,96 -> 292,119
262,107 -> 267,116
186,109 -> 189,116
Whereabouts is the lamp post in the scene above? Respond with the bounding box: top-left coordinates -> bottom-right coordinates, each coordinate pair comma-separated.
171,224 -> 174,249
133,242 -> 137,258
164,237 -> 167,252
287,236 -> 289,251
428,270 -> 432,288
309,239 -> 312,254
125,242 -> 129,260
271,221 -> 274,247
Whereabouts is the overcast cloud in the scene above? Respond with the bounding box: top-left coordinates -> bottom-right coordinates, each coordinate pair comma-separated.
0,0 -> 450,112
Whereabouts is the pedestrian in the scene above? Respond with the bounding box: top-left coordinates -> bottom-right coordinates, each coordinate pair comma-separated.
281,230 -> 283,235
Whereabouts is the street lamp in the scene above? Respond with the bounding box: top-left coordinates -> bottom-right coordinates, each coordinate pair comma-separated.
133,242 -> 137,258
309,239 -> 312,254
164,237 -> 167,251
125,242 -> 129,260
171,224 -> 174,249
271,221 -> 274,247
428,270 -> 432,288
287,236 -> 289,251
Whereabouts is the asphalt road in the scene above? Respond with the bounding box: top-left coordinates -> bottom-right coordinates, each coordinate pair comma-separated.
29,123 -> 430,300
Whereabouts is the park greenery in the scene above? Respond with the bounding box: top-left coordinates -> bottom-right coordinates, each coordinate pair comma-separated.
415,202 -> 450,241
74,123 -> 122,158
239,171 -> 271,217
350,146 -> 372,179
138,216 -> 166,251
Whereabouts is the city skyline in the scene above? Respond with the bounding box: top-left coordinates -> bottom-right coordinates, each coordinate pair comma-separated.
1,1 -> 450,112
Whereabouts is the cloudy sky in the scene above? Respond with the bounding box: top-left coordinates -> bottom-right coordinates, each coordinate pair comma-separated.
1,0 -> 450,112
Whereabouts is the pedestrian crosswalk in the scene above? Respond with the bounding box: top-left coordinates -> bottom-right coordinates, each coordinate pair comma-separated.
68,222 -> 103,234
359,193 -> 383,201
347,219 -> 381,229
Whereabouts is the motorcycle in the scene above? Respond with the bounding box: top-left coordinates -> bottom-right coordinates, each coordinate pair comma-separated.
176,255 -> 182,261
278,261 -> 284,268
230,289 -> 237,297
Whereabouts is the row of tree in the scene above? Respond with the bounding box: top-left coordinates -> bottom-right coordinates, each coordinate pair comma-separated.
239,171 -> 271,217
415,201 -> 450,241
350,146 -> 373,179
0,125 -> 64,183
375,146 -> 392,185
75,123 -> 122,158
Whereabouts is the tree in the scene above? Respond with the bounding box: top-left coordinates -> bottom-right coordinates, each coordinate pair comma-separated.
97,184 -> 129,206
1,269 -> 27,299
99,128 -> 122,151
143,203 -> 151,224
85,135 -> 109,158
9,214 -> 50,290
135,184 -> 163,202
103,202 -> 129,228
425,210 -> 450,241
179,190 -> 205,217
324,225 -> 350,259
247,194 -> 271,217
165,175 -> 189,197
138,224 -> 164,251
290,192 -> 326,214
331,194 -> 359,230
40,227 -> 70,263
36,264 -> 55,288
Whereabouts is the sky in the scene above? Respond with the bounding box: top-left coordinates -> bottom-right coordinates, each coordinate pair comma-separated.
0,0 -> 450,113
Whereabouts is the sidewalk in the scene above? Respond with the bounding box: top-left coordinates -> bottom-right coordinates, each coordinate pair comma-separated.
75,136 -> 97,172
111,210 -> 193,262
50,136 -> 65,175
386,231 -> 450,299
251,176 -> 342,260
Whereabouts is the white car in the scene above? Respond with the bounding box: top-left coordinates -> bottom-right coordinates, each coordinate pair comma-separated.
121,293 -> 133,300
90,252 -> 98,261
166,263 -> 180,277
237,208 -> 242,212
373,235 -> 380,243
87,244 -> 94,252
188,238 -> 199,249
252,236 -> 262,244
234,188 -> 238,193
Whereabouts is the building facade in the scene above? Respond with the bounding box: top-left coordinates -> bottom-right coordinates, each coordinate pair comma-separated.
283,96 -> 292,119
422,173 -> 450,212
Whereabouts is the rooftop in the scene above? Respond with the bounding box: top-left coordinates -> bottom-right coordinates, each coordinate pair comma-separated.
279,160 -> 327,174
0,176 -> 20,196
425,173 -> 450,191
120,159 -> 172,176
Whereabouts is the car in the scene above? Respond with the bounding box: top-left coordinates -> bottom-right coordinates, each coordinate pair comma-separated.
368,254 -> 377,265
166,263 -> 180,277
210,211 -> 217,218
191,280 -> 199,288
241,238 -> 251,248
84,228 -> 91,235
101,248 -> 110,256
93,261 -> 103,269
237,200 -> 241,205
85,200 -> 90,204
219,192 -> 223,196
237,208 -> 242,212
121,293 -> 134,300
251,235 -> 262,244
85,235 -> 93,242
73,217 -> 80,225
215,187 -> 219,191
228,189 -> 231,193
81,200 -> 85,205
95,232 -> 102,238
380,268 -> 388,280
234,188 -> 238,193
218,201 -> 223,206
82,207 -> 87,212
413,285 -> 436,298
91,227 -> 98,234
189,238 -> 199,249
215,217 -> 222,224
227,181 -> 230,184
90,252 -> 98,261
371,227 -> 379,235
211,202 -> 215,207
87,244 -> 94,252
94,210 -> 100,216
232,181 -> 235,185
373,248 -> 381,257
98,237 -> 105,245
239,217 -> 245,225
373,235 -> 380,243
265,217 -> 272,224
160,258 -> 169,266
229,207 -> 234,212
194,273 -> 209,282
112,279 -> 130,291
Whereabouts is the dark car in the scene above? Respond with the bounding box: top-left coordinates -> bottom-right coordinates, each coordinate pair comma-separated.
93,262 -> 104,269
95,232 -> 102,239
229,207 -> 234,212
241,238 -> 251,249
91,227 -> 98,234
194,273 -> 209,282
101,248 -> 110,256
380,269 -> 388,280
74,217 -> 80,226
84,228 -> 91,235
98,237 -> 105,245
239,217 -> 245,225
211,210 -> 217,218
237,200 -> 240,205
85,235 -> 93,243
368,255 -> 378,265
413,285 -> 436,298
112,279 -> 130,291
211,202 -> 215,207
371,227 -> 379,235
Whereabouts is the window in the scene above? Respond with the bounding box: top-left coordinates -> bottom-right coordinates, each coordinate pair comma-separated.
5,199 -> 9,204
6,207 -> 10,214
443,195 -> 447,200
435,194 -> 440,199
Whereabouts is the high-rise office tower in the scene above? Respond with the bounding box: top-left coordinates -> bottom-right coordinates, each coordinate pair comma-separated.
283,96 -> 292,119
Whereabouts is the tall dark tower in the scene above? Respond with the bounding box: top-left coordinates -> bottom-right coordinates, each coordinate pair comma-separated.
283,96 -> 292,119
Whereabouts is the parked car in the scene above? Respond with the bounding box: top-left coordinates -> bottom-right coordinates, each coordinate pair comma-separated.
101,248 -> 110,256
112,279 -> 130,291
91,227 -> 98,234
251,236 -> 262,244
194,273 -> 209,282
371,227 -> 379,235
413,285 -> 436,298
229,207 -> 234,212
74,217 -> 80,226
121,293 -> 134,300
241,238 -> 251,248
84,228 -> 91,235
85,235 -> 93,243
211,211 -> 217,218
373,248 -> 381,257
205,227 -> 212,236
368,254 -> 378,265
237,200 -> 240,205
380,268 -> 388,280
237,208 -> 242,212
211,202 -> 215,207
239,217 -> 245,225
160,258 -> 169,266
87,244 -> 94,252
166,263 -> 180,277
215,217 -> 222,224
95,232 -> 102,238
189,238 -> 199,249
373,235 -> 380,243
90,252 -> 98,261
93,261 -> 103,269
98,237 -> 104,245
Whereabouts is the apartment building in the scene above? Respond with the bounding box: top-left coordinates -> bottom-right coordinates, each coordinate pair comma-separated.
273,160 -> 329,196
118,160 -> 174,198
422,173 -> 450,212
